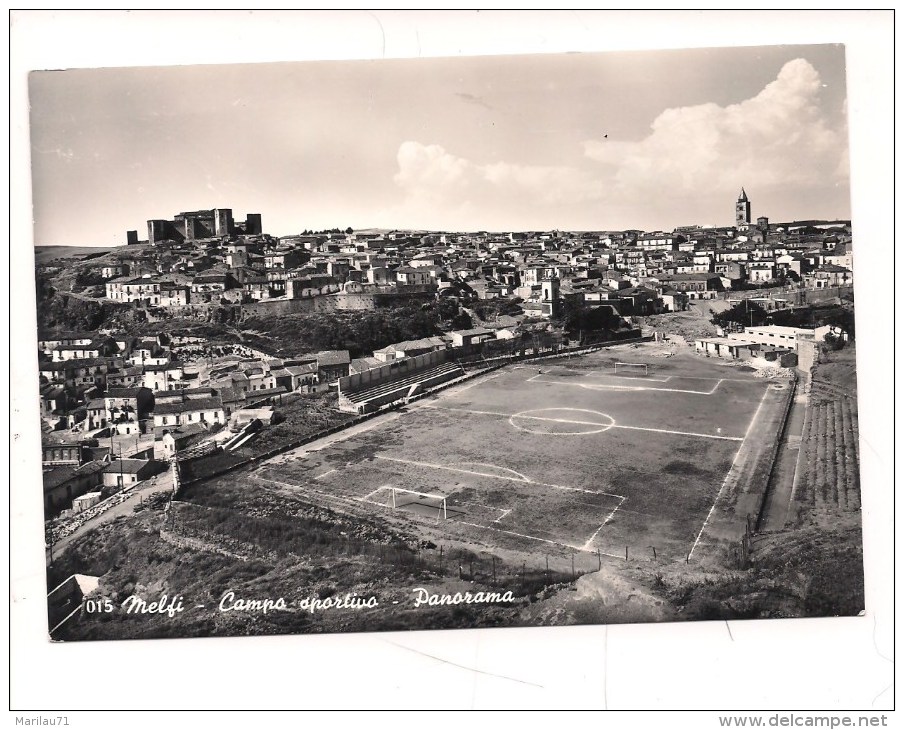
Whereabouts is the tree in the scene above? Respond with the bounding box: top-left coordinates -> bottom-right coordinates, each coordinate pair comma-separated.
345,227 -> 354,235
823,332 -> 845,351
711,300 -> 769,329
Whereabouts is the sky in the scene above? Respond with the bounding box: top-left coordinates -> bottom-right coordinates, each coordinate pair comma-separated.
27,43 -> 851,247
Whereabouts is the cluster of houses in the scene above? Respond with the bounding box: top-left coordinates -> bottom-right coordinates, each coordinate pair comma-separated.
37,331 -> 361,433
36,329 -> 359,516
70,196 -> 853,321
38,193 -> 854,515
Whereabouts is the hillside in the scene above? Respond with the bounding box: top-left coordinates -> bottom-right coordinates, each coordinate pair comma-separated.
34,245 -> 119,264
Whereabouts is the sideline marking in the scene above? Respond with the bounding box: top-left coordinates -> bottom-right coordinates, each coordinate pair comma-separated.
611,424 -> 742,442
449,371 -> 503,394
688,385 -> 771,560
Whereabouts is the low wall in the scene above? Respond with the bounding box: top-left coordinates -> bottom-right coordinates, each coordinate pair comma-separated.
240,290 -> 436,319
753,375 -> 799,532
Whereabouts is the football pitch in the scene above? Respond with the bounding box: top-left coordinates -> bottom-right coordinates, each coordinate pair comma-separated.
252,349 -> 784,563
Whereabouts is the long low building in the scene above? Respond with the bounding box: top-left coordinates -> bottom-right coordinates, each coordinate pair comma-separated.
727,324 -> 834,348
694,336 -> 798,367
695,337 -> 765,359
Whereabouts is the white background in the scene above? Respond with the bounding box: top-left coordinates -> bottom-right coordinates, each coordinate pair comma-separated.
8,9 -> 895,718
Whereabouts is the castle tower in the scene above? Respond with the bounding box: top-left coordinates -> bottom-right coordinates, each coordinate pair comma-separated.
244,213 -> 263,235
148,219 -> 169,244
213,208 -> 234,237
735,188 -> 751,228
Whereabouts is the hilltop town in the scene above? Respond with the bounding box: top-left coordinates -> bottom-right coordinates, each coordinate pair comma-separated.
37,190 -> 861,639
38,190 -> 852,421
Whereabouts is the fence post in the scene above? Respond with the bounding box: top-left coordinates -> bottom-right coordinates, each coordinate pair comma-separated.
545,555 -> 549,585
492,555 -> 496,586
597,548 -> 601,570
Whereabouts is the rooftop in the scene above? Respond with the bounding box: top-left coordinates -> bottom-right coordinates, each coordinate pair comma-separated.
316,350 -> 351,366
102,458 -> 152,474
153,397 -> 223,415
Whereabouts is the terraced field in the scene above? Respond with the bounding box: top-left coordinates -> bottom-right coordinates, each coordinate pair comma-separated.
792,345 -> 861,525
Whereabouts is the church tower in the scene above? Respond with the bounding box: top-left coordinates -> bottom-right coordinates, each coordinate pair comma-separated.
540,277 -> 560,319
735,188 -> 751,228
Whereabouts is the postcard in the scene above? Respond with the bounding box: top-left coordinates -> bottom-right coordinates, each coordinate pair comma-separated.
10,10 -> 894,713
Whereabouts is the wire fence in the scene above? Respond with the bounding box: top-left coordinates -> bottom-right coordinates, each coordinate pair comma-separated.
161,499 -> 645,596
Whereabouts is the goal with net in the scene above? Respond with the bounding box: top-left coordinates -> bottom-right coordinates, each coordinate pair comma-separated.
387,487 -> 448,520
613,362 -> 649,376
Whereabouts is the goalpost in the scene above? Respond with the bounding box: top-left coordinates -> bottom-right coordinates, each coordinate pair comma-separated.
613,362 -> 649,376
388,487 -> 448,521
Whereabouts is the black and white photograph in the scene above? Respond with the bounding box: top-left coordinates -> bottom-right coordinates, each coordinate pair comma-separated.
10,10 -> 894,716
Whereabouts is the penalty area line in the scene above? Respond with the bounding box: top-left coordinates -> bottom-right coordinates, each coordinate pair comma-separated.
581,496 -> 626,551
531,376 -> 723,395
457,520 -> 621,557
374,455 -> 624,498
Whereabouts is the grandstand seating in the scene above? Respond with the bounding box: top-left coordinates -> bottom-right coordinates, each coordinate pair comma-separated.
339,361 -> 465,413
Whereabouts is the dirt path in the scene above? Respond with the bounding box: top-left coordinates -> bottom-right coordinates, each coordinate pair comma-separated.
757,389 -> 808,531
47,470 -> 175,564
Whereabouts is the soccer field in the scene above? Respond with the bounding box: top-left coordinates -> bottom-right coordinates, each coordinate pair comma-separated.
253,350 -> 783,563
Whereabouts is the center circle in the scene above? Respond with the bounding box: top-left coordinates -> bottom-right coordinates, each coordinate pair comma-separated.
509,408 -> 616,436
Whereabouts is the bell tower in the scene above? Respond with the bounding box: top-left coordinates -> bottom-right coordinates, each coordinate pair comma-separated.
540,277 -> 560,318
735,188 -> 751,228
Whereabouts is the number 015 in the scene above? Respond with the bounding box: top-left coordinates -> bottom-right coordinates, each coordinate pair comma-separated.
84,598 -> 114,613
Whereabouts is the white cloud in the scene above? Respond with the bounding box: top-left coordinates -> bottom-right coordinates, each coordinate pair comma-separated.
394,142 -> 472,192
386,59 -> 850,230
584,58 -> 849,196
391,141 -> 604,228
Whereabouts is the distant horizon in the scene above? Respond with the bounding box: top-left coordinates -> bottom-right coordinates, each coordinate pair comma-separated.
28,45 -> 851,248
32,214 -> 855,251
